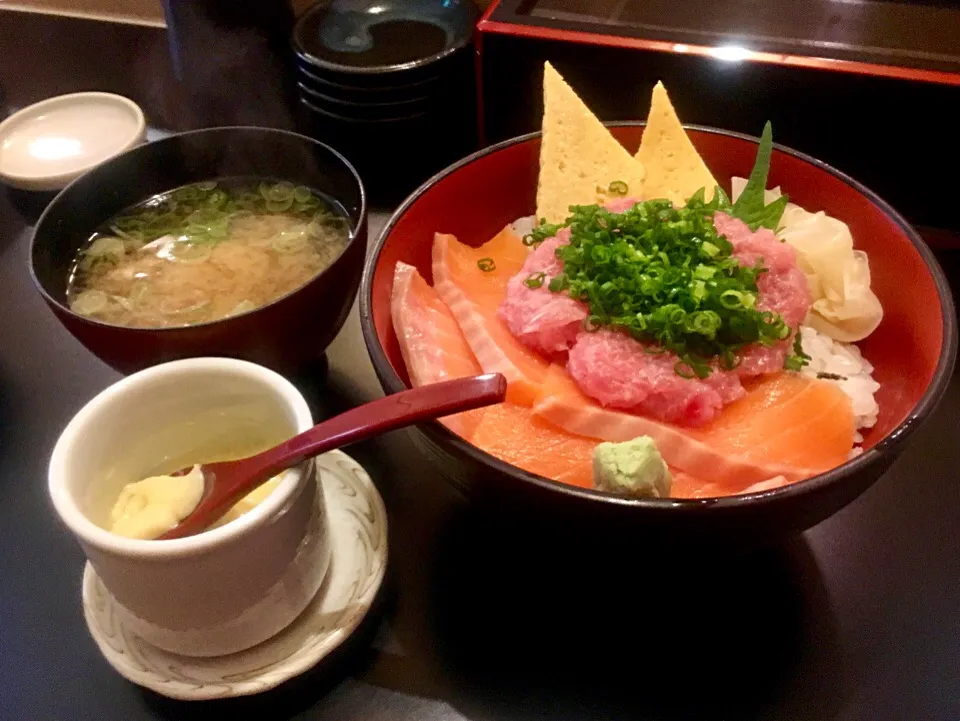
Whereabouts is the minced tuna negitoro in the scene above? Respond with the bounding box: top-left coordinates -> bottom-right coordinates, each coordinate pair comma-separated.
390,63 -> 883,499
499,199 -> 812,426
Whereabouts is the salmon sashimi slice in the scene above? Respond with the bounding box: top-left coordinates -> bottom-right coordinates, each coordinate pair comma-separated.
392,261 -> 482,384
391,261 -> 486,438
432,229 -> 549,406
470,402 -> 597,488
685,373 -> 855,472
532,365 -> 827,491
671,472 -> 790,499
669,469 -> 710,499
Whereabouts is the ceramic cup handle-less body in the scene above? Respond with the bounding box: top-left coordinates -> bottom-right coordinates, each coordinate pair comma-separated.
49,358 -> 327,658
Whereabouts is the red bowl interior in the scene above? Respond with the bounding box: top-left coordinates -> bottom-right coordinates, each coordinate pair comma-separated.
368,125 -> 951,456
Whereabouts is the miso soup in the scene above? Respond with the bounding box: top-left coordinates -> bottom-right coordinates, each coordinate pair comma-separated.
66,178 -> 351,328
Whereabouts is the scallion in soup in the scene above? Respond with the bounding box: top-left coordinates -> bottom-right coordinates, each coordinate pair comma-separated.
66,178 -> 351,328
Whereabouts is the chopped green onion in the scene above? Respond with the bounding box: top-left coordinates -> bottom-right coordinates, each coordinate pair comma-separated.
174,185 -> 202,202
548,273 -> 569,292
534,196 -> 793,376
206,189 -> 229,208
784,328 -> 811,371
169,241 -> 212,263
84,236 -> 126,260
719,350 -> 740,370
719,290 -> 748,309
674,361 -> 695,379
608,180 -> 629,196
70,289 -> 108,316
266,197 -> 294,213
260,181 -> 295,203
477,257 -> 496,272
524,272 -> 546,289
694,264 -> 716,280
688,357 -> 712,379
688,311 -> 721,335
526,221 -> 563,247
82,181 -> 328,259
584,315 -> 603,332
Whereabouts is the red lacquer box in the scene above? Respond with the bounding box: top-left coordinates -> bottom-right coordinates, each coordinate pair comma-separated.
476,0 -> 960,237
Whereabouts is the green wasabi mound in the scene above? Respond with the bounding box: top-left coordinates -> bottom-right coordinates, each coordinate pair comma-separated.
592,437 -> 672,498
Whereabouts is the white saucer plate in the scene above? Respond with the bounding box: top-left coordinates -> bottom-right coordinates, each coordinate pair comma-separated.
82,450 -> 387,700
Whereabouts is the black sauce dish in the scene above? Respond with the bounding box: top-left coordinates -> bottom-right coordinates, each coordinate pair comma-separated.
30,126 -> 367,375
290,0 -> 479,206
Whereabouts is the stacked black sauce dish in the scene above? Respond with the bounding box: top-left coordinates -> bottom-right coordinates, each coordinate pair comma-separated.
293,0 -> 480,204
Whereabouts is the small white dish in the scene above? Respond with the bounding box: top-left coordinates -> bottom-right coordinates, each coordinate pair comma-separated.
0,92 -> 145,191
82,450 -> 388,700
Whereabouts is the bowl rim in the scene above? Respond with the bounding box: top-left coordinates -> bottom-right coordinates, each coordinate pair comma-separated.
360,121 -> 958,510
28,125 -> 368,334
0,91 -> 146,191
293,44 -> 466,77
47,357 -> 315,558
300,94 -> 430,124
298,80 -> 431,109
296,61 -> 441,93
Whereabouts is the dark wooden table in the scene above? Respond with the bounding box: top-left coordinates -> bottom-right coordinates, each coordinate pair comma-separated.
3,181 -> 960,720
3,8 -> 960,716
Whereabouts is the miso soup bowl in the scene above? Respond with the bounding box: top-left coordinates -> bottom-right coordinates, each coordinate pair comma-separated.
48,358 -> 331,657
30,126 -> 367,375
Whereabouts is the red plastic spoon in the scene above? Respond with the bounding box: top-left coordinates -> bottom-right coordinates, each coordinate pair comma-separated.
156,373 -> 506,540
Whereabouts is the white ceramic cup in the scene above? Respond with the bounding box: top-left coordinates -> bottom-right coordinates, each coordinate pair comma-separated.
49,358 -> 331,657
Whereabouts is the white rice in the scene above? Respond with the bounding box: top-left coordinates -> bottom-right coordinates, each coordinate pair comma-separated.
797,325 -> 879,451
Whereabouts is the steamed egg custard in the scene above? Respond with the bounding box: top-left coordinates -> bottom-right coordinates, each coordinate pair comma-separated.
109,465 -> 205,539
107,466 -> 283,540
